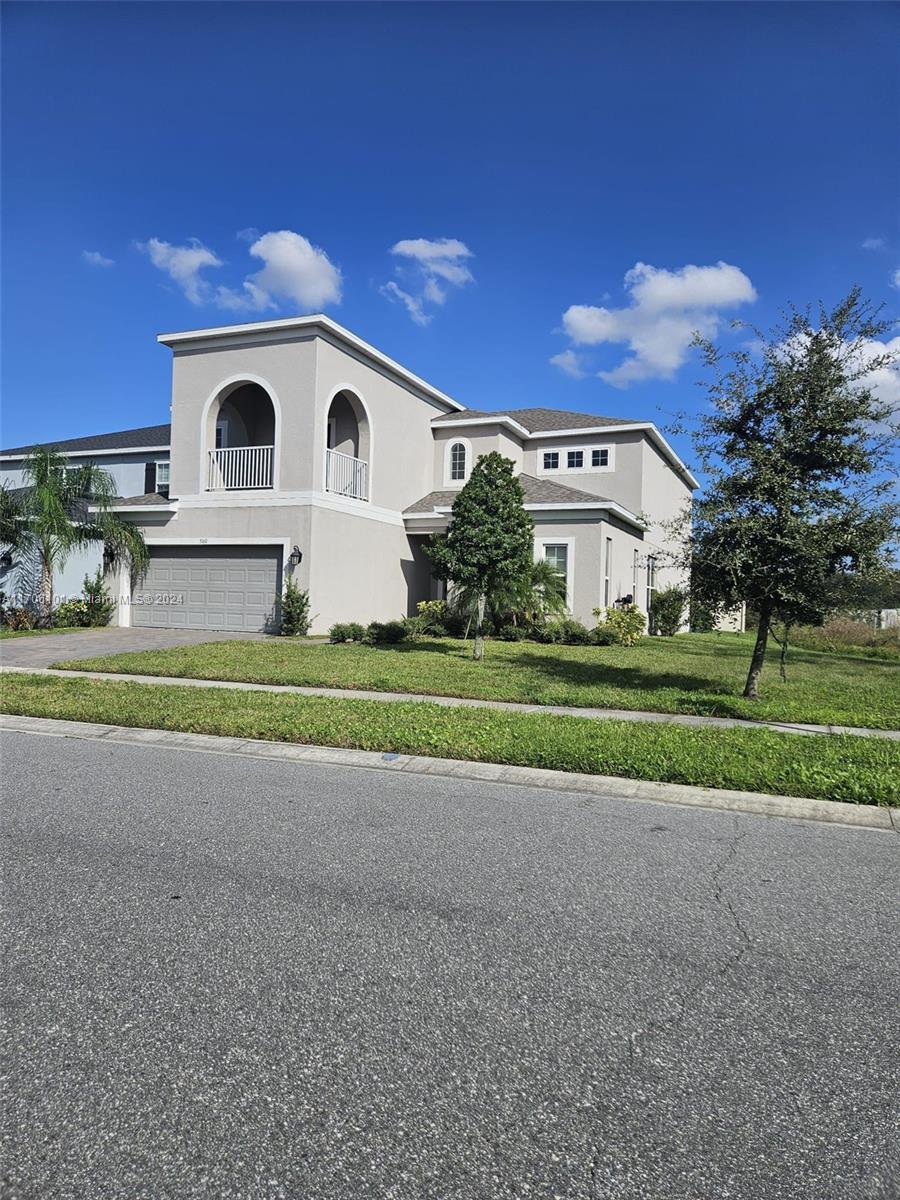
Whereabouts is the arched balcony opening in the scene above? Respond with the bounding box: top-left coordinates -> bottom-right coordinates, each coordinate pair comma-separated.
325,389 -> 370,501
206,381 -> 277,491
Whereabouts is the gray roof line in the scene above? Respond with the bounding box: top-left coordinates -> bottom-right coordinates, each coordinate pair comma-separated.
1,424 -> 172,458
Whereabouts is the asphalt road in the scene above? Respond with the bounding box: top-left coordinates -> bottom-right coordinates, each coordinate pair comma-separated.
2,729 -> 898,1200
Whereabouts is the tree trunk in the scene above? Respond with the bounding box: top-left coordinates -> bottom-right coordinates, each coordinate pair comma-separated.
39,554 -> 53,627
743,603 -> 771,699
473,594 -> 486,661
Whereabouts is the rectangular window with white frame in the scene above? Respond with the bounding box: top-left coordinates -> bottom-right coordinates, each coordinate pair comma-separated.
537,538 -> 574,611
155,460 -> 170,488
633,548 -> 639,606
538,444 -> 614,474
646,554 -> 658,621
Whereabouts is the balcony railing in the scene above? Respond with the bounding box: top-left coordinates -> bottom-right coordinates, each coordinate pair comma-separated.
207,445 -> 274,491
325,448 -> 368,501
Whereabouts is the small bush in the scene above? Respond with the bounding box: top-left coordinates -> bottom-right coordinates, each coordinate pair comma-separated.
442,610 -> 470,638
416,599 -> 449,636
592,623 -> 619,646
498,622 -> 525,641
281,577 -> 312,636
345,621 -> 366,642
594,604 -> 646,647
53,570 -> 115,629
329,623 -> 351,643
544,617 -> 592,645
650,586 -> 687,637
365,620 -> 407,645
2,605 -> 37,631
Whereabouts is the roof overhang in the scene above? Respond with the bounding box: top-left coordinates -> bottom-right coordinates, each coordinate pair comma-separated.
431,414 -> 532,438
405,498 -> 647,533
0,445 -> 170,463
157,314 -> 465,414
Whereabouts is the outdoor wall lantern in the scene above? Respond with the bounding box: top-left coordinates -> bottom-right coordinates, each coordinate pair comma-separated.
288,545 -> 302,568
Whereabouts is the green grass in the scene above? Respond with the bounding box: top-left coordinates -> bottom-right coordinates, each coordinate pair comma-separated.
0,626 -> 87,640
3,672 -> 898,806
53,632 -> 900,731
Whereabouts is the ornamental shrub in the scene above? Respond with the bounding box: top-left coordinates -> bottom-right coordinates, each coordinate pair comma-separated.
650,585 -> 687,637
281,577 -> 312,636
594,604 -> 646,647
498,622 -> 525,641
53,570 -> 115,628
365,620 -> 407,645
545,617 -> 592,645
329,623 -> 351,643
415,599 -> 449,635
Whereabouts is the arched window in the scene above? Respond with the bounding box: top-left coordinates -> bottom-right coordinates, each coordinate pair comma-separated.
450,441 -> 467,482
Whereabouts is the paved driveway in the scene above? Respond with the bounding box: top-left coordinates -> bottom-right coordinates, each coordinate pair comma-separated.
3,728 -> 897,1199
0,626 -> 271,669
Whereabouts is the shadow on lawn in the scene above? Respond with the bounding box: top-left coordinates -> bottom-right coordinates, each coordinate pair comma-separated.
498,648 -> 724,697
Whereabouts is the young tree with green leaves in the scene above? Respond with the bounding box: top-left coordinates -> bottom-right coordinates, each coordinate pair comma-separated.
17,448 -> 149,625
683,288 -> 898,699
426,452 -> 534,659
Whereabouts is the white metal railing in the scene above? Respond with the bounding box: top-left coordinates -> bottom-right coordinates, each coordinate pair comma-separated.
207,445 -> 274,491
325,448 -> 368,501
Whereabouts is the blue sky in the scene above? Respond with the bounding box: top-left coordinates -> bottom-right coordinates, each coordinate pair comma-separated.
2,1 -> 898,469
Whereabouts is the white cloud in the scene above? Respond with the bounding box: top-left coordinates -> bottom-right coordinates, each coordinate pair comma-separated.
862,236 -> 886,251
139,237 -> 223,305
553,261 -> 757,388
850,335 -> 900,408
549,349 -> 587,379
891,268 -> 900,290
140,230 -> 341,312
82,250 -> 114,268
214,230 -> 342,312
379,281 -> 430,326
382,237 -> 474,324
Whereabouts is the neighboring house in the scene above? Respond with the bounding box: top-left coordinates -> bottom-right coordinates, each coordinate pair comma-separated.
0,314 -> 697,634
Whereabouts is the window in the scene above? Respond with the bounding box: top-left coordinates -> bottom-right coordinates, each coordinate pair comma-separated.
567,450 -> 584,469
215,420 -> 229,450
592,448 -> 609,468
450,442 -> 467,482
646,555 -> 658,619
156,461 -> 170,487
604,537 -> 612,607
544,543 -> 569,581
633,549 -> 640,605
543,451 -> 559,471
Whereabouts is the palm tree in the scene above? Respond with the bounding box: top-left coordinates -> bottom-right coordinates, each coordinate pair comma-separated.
450,558 -> 568,634
17,448 -> 148,625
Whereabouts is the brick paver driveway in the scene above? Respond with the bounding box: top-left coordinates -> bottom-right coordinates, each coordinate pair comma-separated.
0,627 -> 272,670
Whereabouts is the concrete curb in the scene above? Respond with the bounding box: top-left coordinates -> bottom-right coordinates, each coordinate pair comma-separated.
3,665 -> 898,741
2,712 -> 896,833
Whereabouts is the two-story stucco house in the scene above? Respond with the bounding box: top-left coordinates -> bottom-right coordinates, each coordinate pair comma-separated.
1,315 -> 696,634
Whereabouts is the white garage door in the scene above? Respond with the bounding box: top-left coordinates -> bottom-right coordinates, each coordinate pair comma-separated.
132,546 -> 282,631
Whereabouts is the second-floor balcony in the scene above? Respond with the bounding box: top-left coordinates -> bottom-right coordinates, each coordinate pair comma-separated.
207,445 -> 274,491
325,448 -> 368,501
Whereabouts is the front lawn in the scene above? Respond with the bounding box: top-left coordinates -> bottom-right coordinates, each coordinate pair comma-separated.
53,632 -> 900,731
3,673 -> 898,806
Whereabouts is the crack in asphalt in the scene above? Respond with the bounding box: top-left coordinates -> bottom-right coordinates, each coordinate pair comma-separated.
586,817 -> 753,1198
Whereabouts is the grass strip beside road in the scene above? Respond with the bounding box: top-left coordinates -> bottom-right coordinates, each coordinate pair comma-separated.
3,673 -> 898,807
52,633 -> 900,732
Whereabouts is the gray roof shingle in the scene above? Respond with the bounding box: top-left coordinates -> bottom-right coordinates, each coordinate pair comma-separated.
432,407 -> 641,432
1,423 -> 171,458
404,473 -> 621,514
110,493 -> 173,507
